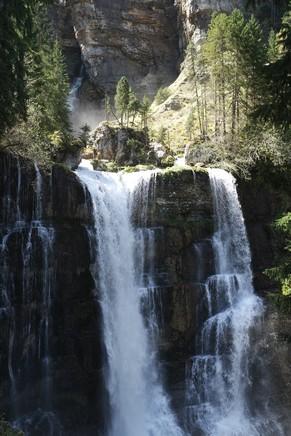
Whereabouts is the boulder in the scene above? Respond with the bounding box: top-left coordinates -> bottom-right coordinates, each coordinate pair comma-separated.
89,124 -> 150,165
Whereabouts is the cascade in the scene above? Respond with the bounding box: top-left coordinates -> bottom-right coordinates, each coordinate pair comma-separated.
67,65 -> 84,114
185,169 -> 283,436
76,162 -> 184,436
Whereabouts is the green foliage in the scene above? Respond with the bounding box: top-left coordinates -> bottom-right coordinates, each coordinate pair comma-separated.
185,107 -> 196,140
265,213 -> 291,299
0,1 -> 72,163
185,125 -> 291,178
0,0 -> 45,135
156,127 -> 167,145
200,10 -> 267,136
0,417 -> 23,435
140,96 -> 151,129
79,124 -> 91,147
252,3 -> 291,129
113,77 -> 149,129
26,38 -> 70,136
160,155 -> 175,168
267,29 -> 280,62
154,87 -> 171,105
115,76 -> 130,126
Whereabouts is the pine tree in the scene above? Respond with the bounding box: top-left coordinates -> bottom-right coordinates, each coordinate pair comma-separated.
115,76 -> 130,126
203,13 -> 231,135
228,9 -> 246,135
140,96 -> 151,130
268,29 -> 280,62
253,4 -> 291,128
128,90 -> 141,126
26,35 -> 70,136
0,0 -> 39,136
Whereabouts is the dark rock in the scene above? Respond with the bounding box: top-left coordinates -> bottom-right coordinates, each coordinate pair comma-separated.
0,152 -> 107,435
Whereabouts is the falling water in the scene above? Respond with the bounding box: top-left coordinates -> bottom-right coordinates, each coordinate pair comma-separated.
76,163 -> 184,436
185,168 -> 283,436
68,66 -> 84,113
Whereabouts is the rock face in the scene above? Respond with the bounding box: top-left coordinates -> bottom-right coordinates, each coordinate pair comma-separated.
175,0 -> 244,51
238,171 -> 291,294
0,153 -> 108,435
54,0 -> 179,97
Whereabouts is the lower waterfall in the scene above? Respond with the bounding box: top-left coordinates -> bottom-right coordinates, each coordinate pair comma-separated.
0,155 -> 286,435
185,169 -> 283,436
76,162 -> 184,436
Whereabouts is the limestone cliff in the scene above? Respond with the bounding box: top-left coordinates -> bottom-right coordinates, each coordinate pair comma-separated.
54,0 -> 179,97
175,0 -> 244,51
52,0 -> 249,100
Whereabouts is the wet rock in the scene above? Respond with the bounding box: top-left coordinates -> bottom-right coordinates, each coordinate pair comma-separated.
0,152 -> 107,435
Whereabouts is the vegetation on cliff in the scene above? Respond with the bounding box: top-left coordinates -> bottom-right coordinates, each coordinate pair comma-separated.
151,3 -> 291,177
0,417 -> 23,436
266,212 -> 291,311
0,0 -> 72,164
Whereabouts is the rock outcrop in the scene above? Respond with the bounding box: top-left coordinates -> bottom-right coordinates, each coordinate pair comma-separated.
176,0 -> 244,49
90,124 -> 150,165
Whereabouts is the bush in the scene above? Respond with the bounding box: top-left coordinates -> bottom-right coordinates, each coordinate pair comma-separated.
154,87 -> 171,105
0,417 -> 23,435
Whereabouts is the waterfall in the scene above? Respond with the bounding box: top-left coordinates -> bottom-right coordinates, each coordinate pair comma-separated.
185,168 -> 283,436
68,66 -> 84,113
76,163 -> 184,436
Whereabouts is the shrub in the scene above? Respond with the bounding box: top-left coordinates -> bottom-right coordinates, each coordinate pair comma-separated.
154,87 -> 171,105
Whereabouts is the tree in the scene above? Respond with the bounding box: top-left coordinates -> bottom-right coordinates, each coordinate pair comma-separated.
154,87 -> 171,105
266,213 -> 291,297
128,90 -> 141,126
140,96 -> 151,130
79,124 -> 91,147
253,4 -> 291,129
268,29 -> 280,62
185,107 -> 196,140
115,76 -> 130,126
26,37 -> 70,137
203,13 -> 230,135
239,15 -> 266,113
187,42 -> 205,137
0,0 -> 40,136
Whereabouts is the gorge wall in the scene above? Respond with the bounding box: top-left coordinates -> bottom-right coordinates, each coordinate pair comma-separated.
52,0 -> 249,101
53,0 -> 180,98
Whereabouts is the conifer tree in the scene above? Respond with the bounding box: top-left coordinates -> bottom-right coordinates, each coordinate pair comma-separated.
26,7 -> 70,138
268,29 -> 280,62
0,0 -> 40,135
253,4 -> 291,128
115,76 -> 130,126
203,13 -> 230,135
